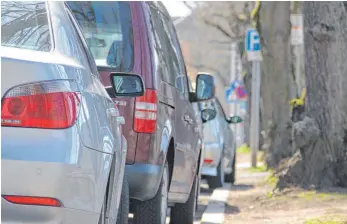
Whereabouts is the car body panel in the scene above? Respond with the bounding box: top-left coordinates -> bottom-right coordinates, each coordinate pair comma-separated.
200,98 -> 236,177
69,1 -> 201,204
1,1 -> 125,222
1,198 -> 99,224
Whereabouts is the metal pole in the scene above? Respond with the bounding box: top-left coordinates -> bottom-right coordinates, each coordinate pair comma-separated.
229,43 -> 236,117
250,61 -> 260,167
296,45 -> 301,95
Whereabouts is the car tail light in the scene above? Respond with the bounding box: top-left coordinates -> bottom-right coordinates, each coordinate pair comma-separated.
2,195 -> 62,207
204,159 -> 213,164
134,89 -> 157,133
1,80 -> 80,129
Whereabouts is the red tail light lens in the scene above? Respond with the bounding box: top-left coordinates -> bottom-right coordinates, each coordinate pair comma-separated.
1,80 -> 80,129
204,159 -> 213,164
3,195 -> 62,207
134,89 -> 157,133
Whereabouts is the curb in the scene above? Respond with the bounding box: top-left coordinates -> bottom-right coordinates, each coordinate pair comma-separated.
200,184 -> 231,224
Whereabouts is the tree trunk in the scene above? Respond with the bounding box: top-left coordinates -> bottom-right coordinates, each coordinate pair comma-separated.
279,2 -> 347,189
258,2 -> 296,167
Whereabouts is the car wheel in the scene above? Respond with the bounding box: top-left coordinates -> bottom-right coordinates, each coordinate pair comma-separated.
116,174 -> 129,224
225,154 -> 236,184
133,161 -> 169,224
206,159 -> 224,189
170,174 -> 198,224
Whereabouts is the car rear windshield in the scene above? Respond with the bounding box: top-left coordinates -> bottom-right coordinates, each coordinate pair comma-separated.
67,1 -> 134,72
1,1 -> 51,52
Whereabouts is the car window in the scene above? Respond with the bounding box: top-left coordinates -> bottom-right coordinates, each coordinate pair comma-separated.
164,16 -> 190,97
149,7 -> 184,94
65,5 -> 100,78
215,99 -> 229,120
1,1 -> 51,52
67,1 -> 134,72
148,7 -> 170,86
161,15 -> 187,96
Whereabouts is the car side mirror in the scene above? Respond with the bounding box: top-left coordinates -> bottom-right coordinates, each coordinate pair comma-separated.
228,115 -> 243,124
201,108 -> 216,123
195,74 -> 215,102
110,73 -> 144,97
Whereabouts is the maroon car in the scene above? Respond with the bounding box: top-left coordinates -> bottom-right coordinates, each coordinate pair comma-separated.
68,2 -> 214,223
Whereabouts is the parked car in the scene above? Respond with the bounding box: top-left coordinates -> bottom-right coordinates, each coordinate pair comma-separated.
68,1 -> 215,223
199,96 -> 243,189
1,1 -> 143,223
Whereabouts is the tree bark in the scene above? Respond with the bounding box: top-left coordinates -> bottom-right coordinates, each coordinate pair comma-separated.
258,2 -> 296,168
279,2 -> 347,188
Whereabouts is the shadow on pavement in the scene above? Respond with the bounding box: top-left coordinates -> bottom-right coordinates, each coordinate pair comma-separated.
200,187 -> 214,194
230,184 -> 254,191
224,203 -> 241,215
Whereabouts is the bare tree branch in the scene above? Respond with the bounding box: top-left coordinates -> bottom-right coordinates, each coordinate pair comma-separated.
186,62 -> 228,84
183,1 -> 196,12
203,18 -> 234,40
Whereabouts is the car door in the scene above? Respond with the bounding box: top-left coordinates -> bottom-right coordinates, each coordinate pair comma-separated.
215,99 -> 235,166
161,15 -> 199,193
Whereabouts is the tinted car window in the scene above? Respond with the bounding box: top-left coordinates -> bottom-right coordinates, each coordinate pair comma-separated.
67,1 -> 134,71
65,6 -> 100,78
149,7 -> 182,91
162,16 -> 189,96
1,1 -> 51,52
148,7 -> 171,84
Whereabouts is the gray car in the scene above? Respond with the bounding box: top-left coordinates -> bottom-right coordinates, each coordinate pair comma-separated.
199,98 -> 242,189
1,1 -> 144,223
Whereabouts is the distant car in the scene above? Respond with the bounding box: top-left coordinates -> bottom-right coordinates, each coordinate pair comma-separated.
68,2 -> 215,224
199,97 -> 242,189
1,1 -> 143,224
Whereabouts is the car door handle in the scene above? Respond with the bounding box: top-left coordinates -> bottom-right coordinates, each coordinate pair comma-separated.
116,116 -> 125,125
106,108 -> 118,117
184,115 -> 193,124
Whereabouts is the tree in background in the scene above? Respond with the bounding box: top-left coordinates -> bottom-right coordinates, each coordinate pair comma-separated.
257,2 -> 297,168
279,1 -> 347,189
182,1 -> 258,146
187,1 -> 297,168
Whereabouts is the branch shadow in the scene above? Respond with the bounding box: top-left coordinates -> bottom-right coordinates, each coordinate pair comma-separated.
230,184 -> 254,191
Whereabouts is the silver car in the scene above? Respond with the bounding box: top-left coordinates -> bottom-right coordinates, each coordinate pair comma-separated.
199,98 -> 241,189
1,1 -> 144,223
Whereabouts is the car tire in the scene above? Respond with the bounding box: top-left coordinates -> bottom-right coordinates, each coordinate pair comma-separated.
225,155 -> 236,184
133,161 -> 169,224
116,174 -> 129,224
206,159 -> 224,189
170,174 -> 198,224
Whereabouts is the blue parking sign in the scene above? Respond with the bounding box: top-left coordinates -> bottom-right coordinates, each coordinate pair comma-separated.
245,28 -> 262,61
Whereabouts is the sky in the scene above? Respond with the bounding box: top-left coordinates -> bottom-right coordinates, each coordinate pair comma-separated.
162,1 -> 191,17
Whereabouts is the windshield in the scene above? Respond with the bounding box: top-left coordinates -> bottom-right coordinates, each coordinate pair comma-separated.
67,1 -> 134,71
1,1 -> 51,52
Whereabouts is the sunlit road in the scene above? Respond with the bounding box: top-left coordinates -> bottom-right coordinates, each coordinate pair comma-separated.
128,180 -> 214,224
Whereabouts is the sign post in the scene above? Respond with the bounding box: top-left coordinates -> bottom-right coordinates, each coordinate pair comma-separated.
291,14 -> 304,95
245,28 -> 262,168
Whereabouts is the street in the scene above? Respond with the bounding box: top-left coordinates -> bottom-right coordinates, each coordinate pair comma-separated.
128,180 -> 219,224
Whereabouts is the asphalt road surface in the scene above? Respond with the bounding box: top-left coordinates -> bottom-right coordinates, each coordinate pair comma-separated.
128,180 -> 216,224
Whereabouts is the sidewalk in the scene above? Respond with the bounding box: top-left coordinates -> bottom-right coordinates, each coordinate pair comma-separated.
224,153 -> 347,224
